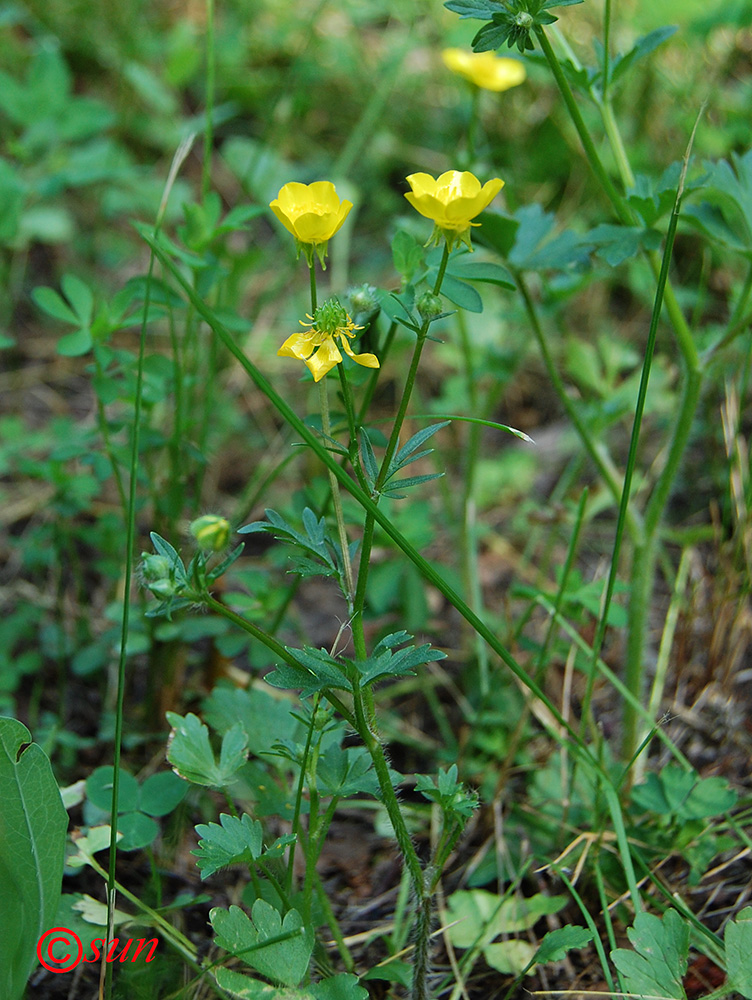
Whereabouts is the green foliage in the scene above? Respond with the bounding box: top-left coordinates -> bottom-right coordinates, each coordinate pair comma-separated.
166,712 -> 248,788
631,764 -> 738,821
211,901 -> 314,987
446,888 -> 568,975
726,907 -> 752,1000
85,766 -> 187,850
611,909 -> 689,1000
193,813 -> 294,879
0,718 -> 67,1000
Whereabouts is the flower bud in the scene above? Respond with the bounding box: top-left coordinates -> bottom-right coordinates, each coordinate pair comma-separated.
417,292 -> 444,322
140,553 -> 172,583
190,515 -> 231,552
346,284 -> 381,326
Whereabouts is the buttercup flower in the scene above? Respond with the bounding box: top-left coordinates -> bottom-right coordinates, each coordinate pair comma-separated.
404,170 -> 504,251
442,48 -> 526,92
270,181 -> 352,267
278,297 -> 379,383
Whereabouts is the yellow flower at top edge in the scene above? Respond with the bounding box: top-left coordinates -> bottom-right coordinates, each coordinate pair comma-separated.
442,48 -> 526,92
278,297 -> 379,383
404,170 -> 504,251
270,181 -> 352,267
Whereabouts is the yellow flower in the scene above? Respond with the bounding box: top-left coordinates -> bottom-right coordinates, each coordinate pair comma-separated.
278,298 -> 379,383
270,181 -> 352,267
442,48 -> 526,92
404,170 -> 504,251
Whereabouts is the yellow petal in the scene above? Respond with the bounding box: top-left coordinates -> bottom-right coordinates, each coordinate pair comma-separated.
278,331 -> 316,359
340,335 -> 380,369
270,181 -> 352,244
404,170 -> 504,230
442,48 -> 525,92
306,336 -> 342,381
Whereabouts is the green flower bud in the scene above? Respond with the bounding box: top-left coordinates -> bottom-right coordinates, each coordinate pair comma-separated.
147,577 -> 182,599
346,284 -> 381,326
140,553 -> 172,583
417,291 -> 444,322
190,515 -> 231,552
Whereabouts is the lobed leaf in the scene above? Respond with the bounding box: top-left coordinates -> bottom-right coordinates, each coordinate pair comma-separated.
611,909 -> 689,1000
166,713 -> 248,788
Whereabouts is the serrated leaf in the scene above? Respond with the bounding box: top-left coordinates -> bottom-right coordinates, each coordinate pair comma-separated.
166,713 -> 247,787
284,647 -> 351,691
203,686 -> 302,758
192,813 -> 264,878
611,909 -> 689,1000
535,925 -> 594,964
355,635 -> 445,686
509,204 -> 592,271
211,901 -> 313,986
317,746 -> 377,798
587,223 -> 663,266
726,907 -> 752,999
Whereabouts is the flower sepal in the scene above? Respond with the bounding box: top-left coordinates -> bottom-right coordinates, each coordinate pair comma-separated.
295,237 -> 331,270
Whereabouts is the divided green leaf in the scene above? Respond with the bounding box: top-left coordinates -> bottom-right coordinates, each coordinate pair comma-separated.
193,812 -> 295,879
166,712 -> 248,787
726,906 -> 752,999
211,900 -> 313,987
611,909 -> 689,1000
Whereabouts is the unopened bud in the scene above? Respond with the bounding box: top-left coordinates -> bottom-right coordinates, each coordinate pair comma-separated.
417,292 -> 443,322
190,515 -> 231,552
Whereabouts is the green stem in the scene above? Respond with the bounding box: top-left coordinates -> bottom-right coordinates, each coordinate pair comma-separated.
535,25 -> 633,225
376,243 -> 450,491
202,0 -> 215,203
309,260 -> 318,312
318,378 -> 355,607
